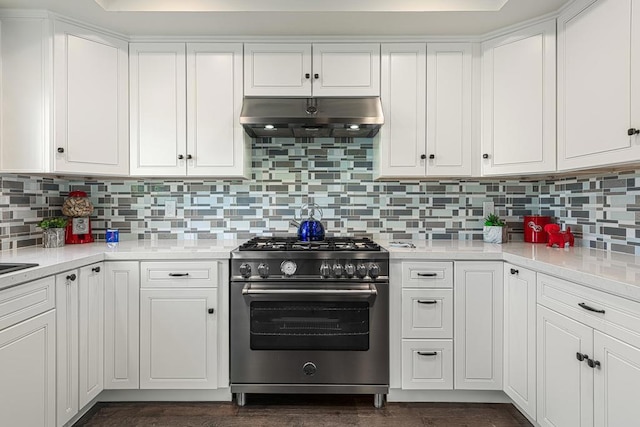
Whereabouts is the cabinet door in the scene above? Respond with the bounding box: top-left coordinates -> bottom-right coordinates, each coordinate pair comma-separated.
104,261 -> 140,390
0,310 -> 56,427
537,305 -> 594,427
0,17 -> 50,173
78,263 -> 104,408
56,270 -> 79,427
503,264 -> 537,420
593,331 -> 640,427
454,261 -> 503,390
558,0 -> 640,170
426,43 -> 472,176
312,43 -> 380,96
244,43 -> 312,96
130,43 -> 187,176
53,21 -> 129,176
482,21 -> 556,175
377,43 -> 426,178
186,43 -> 248,177
140,288 -> 218,389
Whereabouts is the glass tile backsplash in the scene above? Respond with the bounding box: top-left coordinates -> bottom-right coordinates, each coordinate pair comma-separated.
1,138 -> 639,255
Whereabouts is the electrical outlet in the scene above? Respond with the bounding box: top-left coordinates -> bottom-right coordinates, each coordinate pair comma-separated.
165,200 -> 176,218
483,201 -> 495,218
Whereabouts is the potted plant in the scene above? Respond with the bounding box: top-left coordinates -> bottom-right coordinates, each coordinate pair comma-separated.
483,213 -> 508,244
37,217 -> 68,248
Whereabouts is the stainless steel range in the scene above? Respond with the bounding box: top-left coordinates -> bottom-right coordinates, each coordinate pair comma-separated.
230,236 -> 389,408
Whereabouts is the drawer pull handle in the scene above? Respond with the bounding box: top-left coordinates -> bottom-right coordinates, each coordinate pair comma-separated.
417,300 -> 438,305
417,273 -> 438,277
510,268 -> 519,275
169,273 -> 190,277
576,352 -> 589,362
578,302 -> 605,314
417,351 -> 438,356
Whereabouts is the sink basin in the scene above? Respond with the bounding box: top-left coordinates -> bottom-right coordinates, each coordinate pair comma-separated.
0,263 -> 39,275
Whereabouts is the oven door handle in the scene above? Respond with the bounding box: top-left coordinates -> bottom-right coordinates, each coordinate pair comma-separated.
242,284 -> 377,297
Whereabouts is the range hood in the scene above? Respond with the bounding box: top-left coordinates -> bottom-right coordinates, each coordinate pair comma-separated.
239,97 -> 384,138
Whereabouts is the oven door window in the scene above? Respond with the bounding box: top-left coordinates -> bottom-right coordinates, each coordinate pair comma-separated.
250,301 -> 370,351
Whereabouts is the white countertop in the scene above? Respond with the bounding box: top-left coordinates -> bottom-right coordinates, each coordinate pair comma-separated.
1,238 -> 639,302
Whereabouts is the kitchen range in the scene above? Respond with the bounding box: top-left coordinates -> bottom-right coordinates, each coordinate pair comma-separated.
229,236 -> 389,408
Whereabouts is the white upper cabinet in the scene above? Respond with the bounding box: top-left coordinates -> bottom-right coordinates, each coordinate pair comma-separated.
130,43 -> 187,176
130,42 -> 249,177
377,43 -> 472,178
53,21 -> 129,176
558,0 -> 640,170
481,20 -> 556,176
244,43 -> 380,97
0,16 -> 51,174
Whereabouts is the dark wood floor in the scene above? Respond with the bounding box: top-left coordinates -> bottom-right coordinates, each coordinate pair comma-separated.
74,395 -> 533,426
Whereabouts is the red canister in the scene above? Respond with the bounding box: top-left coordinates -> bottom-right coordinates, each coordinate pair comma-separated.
524,215 -> 551,243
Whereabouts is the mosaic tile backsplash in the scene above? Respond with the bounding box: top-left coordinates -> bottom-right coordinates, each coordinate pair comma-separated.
1,138 -> 639,255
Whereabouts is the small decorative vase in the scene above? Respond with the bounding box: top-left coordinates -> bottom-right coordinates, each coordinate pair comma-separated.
43,228 -> 66,248
483,226 -> 508,244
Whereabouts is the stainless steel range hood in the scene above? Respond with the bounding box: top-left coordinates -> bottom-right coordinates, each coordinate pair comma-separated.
239,97 -> 384,138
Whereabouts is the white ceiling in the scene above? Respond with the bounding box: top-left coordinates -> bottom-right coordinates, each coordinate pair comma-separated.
0,0 -> 572,37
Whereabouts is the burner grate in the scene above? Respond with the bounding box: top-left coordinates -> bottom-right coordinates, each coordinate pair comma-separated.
238,236 -> 381,252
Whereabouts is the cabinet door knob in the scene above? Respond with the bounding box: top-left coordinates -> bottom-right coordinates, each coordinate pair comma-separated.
628,128 -> 640,136
92,266 -> 101,273
587,358 -> 601,369
576,352 -> 588,362
429,154 -> 435,159
208,308 -> 215,314
420,154 -> 427,160
186,154 -> 193,160
483,153 -> 489,159
305,73 -> 310,79
510,268 -> 519,275
66,273 -> 76,281
314,73 -> 319,79
57,147 -> 65,153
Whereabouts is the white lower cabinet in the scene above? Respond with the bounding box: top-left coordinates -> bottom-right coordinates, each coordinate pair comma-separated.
454,261 -> 503,390
104,261 -> 140,389
0,303 -> 56,427
503,264 -> 537,420
401,340 -> 453,389
537,273 -> 640,427
57,263 -> 105,426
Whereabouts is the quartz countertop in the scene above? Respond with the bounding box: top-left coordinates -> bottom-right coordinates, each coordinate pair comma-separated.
1,238 -> 639,302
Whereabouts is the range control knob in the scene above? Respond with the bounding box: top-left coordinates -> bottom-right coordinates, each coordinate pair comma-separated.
332,263 -> 344,277
239,263 -> 252,278
344,263 -> 356,278
369,263 -> 381,279
320,262 -> 332,278
356,263 -> 368,278
280,260 -> 297,277
257,263 -> 270,278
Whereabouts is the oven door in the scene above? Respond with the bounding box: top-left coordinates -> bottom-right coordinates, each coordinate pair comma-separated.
230,281 -> 389,389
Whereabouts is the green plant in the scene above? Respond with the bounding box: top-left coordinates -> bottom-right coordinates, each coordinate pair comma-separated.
484,213 -> 506,227
37,217 -> 68,229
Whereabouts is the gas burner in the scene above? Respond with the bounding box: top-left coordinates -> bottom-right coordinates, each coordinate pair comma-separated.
238,236 -> 381,252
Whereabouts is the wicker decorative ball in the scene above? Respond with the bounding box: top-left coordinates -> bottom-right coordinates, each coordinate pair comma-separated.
62,191 -> 94,218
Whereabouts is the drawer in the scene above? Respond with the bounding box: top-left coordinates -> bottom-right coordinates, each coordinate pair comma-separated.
401,339 -> 453,390
0,276 -> 55,331
402,289 -> 453,339
141,261 -> 219,288
537,273 -> 640,345
401,262 -> 453,288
